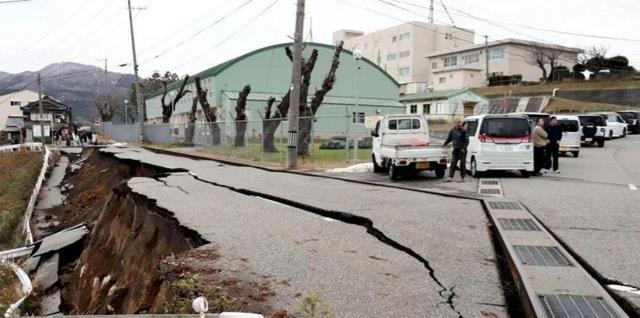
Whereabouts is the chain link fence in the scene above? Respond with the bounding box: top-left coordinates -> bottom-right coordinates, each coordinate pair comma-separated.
97,113 -> 464,168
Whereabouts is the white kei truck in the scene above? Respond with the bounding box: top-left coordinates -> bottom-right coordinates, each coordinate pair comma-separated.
371,114 -> 449,180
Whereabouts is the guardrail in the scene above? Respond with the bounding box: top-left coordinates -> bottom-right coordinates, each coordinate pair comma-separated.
2,261 -> 33,318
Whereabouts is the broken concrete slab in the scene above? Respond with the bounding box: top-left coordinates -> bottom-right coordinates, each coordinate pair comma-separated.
39,290 -> 61,315
33,253 -> 58,291
31,223 -> 89,257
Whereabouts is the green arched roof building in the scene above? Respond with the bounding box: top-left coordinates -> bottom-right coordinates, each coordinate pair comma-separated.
145,42 -> 402,133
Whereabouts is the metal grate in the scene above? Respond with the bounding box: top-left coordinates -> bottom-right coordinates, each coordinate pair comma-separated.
498,218 -> 540,231
514,245 -> 573,266
480,188 -> 502,195
538,294 -> 620,318
488,201 -> 522,210
481,180 -> 500,185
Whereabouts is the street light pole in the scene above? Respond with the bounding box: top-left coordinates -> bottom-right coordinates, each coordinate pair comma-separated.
37,73 -> 45,144
124,99 -> 129,125
287,0 -> 305,169
127,0 -> 144,142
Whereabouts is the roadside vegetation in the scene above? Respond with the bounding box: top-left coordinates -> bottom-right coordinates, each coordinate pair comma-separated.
0,151 -> 42,250
473,78 -> 640,96
543,97 -> 624,113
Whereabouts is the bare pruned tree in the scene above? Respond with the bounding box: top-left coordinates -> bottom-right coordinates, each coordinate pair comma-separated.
234,85 -> 251,147
95,93 -> 122,122
262,48 -> 319,152
527,45 -> 566,82
161,75 -> 191,123
185,97 -> 198,145
194,76 -> 221,145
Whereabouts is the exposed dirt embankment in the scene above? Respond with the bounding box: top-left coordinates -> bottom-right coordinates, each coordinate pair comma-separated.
61,181 -> 207,314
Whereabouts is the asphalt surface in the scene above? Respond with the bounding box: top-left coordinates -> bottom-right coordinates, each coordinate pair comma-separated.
101,146 -> 508,317
313,134 -> 640,309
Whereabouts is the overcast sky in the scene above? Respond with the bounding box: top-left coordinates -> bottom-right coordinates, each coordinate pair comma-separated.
1,0 -> 639,77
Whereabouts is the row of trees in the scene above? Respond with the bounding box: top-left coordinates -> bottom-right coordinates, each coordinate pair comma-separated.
117,41 -> 344,157
527,45 -> 637,83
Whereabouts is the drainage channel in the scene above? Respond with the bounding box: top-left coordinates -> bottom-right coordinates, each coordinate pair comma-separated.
141,147 -> 630,317
483,198 -> 629,318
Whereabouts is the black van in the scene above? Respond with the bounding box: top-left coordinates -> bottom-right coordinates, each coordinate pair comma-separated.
617,110 -> 640,134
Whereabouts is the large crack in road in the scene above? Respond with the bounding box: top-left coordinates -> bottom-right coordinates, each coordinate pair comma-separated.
185,171 -> 465,318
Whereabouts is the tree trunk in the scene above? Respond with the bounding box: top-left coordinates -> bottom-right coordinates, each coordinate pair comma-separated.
261,48 -> 319,152
194,76 -> 220,145
161,75 -> 191,123
234,85 -> 251,147
297,41 -> 344,157
185,97 -> 198,145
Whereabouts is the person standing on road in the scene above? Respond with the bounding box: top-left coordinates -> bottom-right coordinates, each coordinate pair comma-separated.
533,118 -> 548,176
443,118 -> 469,182
545,116 -> 562,173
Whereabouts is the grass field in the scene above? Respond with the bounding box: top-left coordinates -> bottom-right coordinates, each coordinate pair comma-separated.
474,79 -> 640,96
543,97 -> 625,113
0,151 -> 42,250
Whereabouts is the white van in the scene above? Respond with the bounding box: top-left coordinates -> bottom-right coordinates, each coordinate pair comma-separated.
463,114 -> 533,178
591,112 -> 628,139
554,115 -> 581,157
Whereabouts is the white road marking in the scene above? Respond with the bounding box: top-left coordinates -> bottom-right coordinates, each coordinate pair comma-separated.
629,184 -> 638,190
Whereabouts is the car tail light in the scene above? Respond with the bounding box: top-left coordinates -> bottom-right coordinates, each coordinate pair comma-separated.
399,160 -> 407,165
520,135 -> 531,143
479,134 -> 493,143
440,158 -> 448,164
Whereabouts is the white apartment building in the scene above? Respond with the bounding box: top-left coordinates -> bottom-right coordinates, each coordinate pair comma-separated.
333,22 -> 474,93
426,39 -> 582,90
0,89 -> 39,141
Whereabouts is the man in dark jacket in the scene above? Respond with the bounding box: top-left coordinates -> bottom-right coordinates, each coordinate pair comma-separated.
545,116 -> 562,173
443,118 -> 469,182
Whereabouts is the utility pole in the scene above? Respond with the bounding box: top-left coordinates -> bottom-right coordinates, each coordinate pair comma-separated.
127,0 -> 144,142
484,35 -> 490,82
37,73 -> 45,144
287,0 -> 305,169
428,0 -> 434,23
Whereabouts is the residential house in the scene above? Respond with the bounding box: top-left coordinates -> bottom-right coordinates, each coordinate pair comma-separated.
400,88 -> 489,122
21,96 -> 73,141
426,39 -> 582,90
333,22 -> 474,94
0,89 -> 39,142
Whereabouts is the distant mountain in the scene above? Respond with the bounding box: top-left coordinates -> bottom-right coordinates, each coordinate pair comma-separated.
0,62 -> 137,124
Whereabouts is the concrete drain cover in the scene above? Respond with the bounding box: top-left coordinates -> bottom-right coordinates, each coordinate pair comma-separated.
538,294 -> 620,318
488,201 -> 522,210
513,245 -> 573,267
498,218 -> 540,231
481,180 -> 500,185
480,188 -> 502,195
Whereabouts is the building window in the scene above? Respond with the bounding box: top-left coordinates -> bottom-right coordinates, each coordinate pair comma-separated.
410,105 -> 418,113
445,33 -> 453,40
10,101 -> 20,106
399,67 -> 410,76
490,71 -> 504,77
438,77 -> 446,84
423,104 -> 431,114
443,55 -> 457,67
431,62 -> 437,69
386,53 -> 396,60
399,50 -> 410,58
399,32 -> 411,40
392,35 -> 397,42
352,112 -> 365,124
435,103 -> 444,114
462,53 -> 479,64
489,48 -> 505,60
377,51 -> 381,65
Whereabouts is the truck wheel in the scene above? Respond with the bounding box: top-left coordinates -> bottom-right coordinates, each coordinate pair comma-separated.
572,151 -> 579,157
435,165 -> 446,179
389,164 -> 399,180
520,170 -> 530,178
470,158 -> 481,178
623,128 -> 627,137
372,155 -> 382,173
597,139 -> 605,147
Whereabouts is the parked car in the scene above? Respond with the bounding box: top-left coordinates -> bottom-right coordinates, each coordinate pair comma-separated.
554,115 -> 581,157
319,136 -> 373,149
463,114 -> 533,178
617,110 -> 640,134
371,114 -> 448,180
577,115 -> 606,147
590,112 -> 628,139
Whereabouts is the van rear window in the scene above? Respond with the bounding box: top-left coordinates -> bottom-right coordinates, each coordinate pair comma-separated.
480,118 -> 530,137
559,120 -> 579,132
388,119 -> 421,130
620,112 -> 639,120
579,116 -> 605,126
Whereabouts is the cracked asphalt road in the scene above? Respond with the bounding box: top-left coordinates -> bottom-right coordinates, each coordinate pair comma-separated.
102,147 -> 508,317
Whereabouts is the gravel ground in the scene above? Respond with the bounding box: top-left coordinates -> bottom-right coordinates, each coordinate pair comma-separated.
102,146 -> 509,317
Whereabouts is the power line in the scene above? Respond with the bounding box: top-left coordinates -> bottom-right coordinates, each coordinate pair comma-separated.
139,0 -> 258,64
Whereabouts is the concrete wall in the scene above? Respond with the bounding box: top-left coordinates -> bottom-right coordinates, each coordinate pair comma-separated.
334,22 -> 474,85
431,69 -> 485,90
